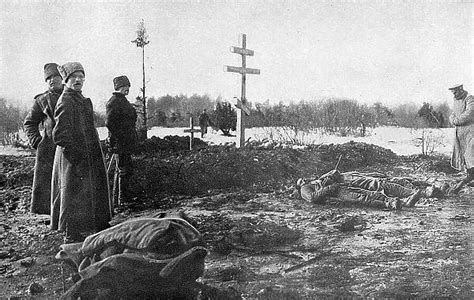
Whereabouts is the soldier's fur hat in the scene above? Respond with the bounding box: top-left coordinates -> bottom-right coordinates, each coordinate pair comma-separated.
57,62 -> 85,83
44,63 -> 60,81
113,75 -> 131,90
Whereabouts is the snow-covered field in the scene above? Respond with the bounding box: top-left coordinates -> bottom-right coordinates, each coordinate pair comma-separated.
1,126 -> 453,157
97,126 -> 453,156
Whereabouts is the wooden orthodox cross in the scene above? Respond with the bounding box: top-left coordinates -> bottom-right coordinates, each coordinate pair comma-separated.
184,116 -> 200,150
225,34 -> 260,148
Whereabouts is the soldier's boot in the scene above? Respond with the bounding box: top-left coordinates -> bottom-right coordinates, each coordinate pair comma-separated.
402,189 -> 422,207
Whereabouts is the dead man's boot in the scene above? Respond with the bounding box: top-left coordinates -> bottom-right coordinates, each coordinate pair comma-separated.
402,189 -> 422,207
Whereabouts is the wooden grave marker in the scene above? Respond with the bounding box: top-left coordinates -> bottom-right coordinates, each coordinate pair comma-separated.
184,116 -> 200,150
224,34 -> 260,148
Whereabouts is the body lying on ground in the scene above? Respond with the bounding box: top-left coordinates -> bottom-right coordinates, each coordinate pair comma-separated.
296,170 -> 445,210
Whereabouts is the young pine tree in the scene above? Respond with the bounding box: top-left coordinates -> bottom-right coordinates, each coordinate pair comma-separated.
213,102 -> 236,136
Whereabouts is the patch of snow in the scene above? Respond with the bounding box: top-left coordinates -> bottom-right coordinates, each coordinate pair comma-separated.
2,126 -> 453,156
97,126 -> 454,156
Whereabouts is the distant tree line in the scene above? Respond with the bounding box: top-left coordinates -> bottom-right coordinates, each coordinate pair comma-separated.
0,97 -> 27,145
245,98 -> 451,136
0,94 -> 454,146
129,94 -> 452,137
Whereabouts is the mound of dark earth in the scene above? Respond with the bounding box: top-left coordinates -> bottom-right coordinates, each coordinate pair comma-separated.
0,139 -> 456,213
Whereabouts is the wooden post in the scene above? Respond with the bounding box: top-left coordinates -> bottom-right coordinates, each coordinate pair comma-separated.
225,34 -> 260,148
184,117 -> 200,150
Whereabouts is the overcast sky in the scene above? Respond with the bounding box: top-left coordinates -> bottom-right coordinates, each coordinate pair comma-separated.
0,0 -> 472,112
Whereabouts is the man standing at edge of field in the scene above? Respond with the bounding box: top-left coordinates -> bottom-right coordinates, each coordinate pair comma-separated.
106,75 -> 137,203
199,109 -> 212,138
448,84 -> 474,194
23,63 -> 63,214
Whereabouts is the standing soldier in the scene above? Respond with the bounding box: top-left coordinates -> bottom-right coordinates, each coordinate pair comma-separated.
23,63 -> 63,214
106,76 -> 137,203
198,109 -> 211,138
448,84 -> 474,194
52,62 -> 111,242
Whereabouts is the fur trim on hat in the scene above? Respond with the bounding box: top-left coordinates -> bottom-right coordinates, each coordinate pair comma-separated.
113,75 -> 131,90
44,63 -> 60,81
57,62 -> 85,82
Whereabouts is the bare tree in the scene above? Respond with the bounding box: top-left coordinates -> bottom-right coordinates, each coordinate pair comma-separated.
131,19 -> 150,141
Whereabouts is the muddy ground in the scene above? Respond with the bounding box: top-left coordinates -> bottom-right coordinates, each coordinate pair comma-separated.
0,138 -> 472,299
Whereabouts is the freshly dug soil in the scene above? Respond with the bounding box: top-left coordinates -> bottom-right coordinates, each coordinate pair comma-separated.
0,137 -> 472,299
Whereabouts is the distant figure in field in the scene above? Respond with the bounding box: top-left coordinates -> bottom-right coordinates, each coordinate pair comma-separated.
448,84 -> 474,194
23,63 -> 63,215
51,62 -> 111,242
198,109 -> 212,138
106,75 -> 138,203
295,170 -> 431,210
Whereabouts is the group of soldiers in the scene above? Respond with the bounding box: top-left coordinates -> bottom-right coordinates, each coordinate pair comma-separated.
24,62 -> 137,242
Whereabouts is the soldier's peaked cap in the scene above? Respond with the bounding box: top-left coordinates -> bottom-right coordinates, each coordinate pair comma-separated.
448,84 -> 463,90
113,76 -> 131,90
44,63 -> 60,81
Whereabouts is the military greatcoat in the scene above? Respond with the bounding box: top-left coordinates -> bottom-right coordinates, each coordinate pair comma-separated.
23,88 -> 62,214
451,94 -> 474,171
51,87 -> 111,233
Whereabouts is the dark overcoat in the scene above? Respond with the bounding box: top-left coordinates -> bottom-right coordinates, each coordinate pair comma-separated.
51,88 -> 111,233
23,88 -> 62,214
105,92 -> 137,154
451,94 -> 474,171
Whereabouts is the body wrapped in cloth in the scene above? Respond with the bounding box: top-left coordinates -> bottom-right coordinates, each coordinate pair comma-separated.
56,212 -> 207,299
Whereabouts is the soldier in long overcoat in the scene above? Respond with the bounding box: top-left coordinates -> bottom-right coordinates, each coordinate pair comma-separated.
198,109 -> 211,138
448,84 -> 474,193
106,75 -> 137,203
51,62 -> 111,242
24,63 -> 63,214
